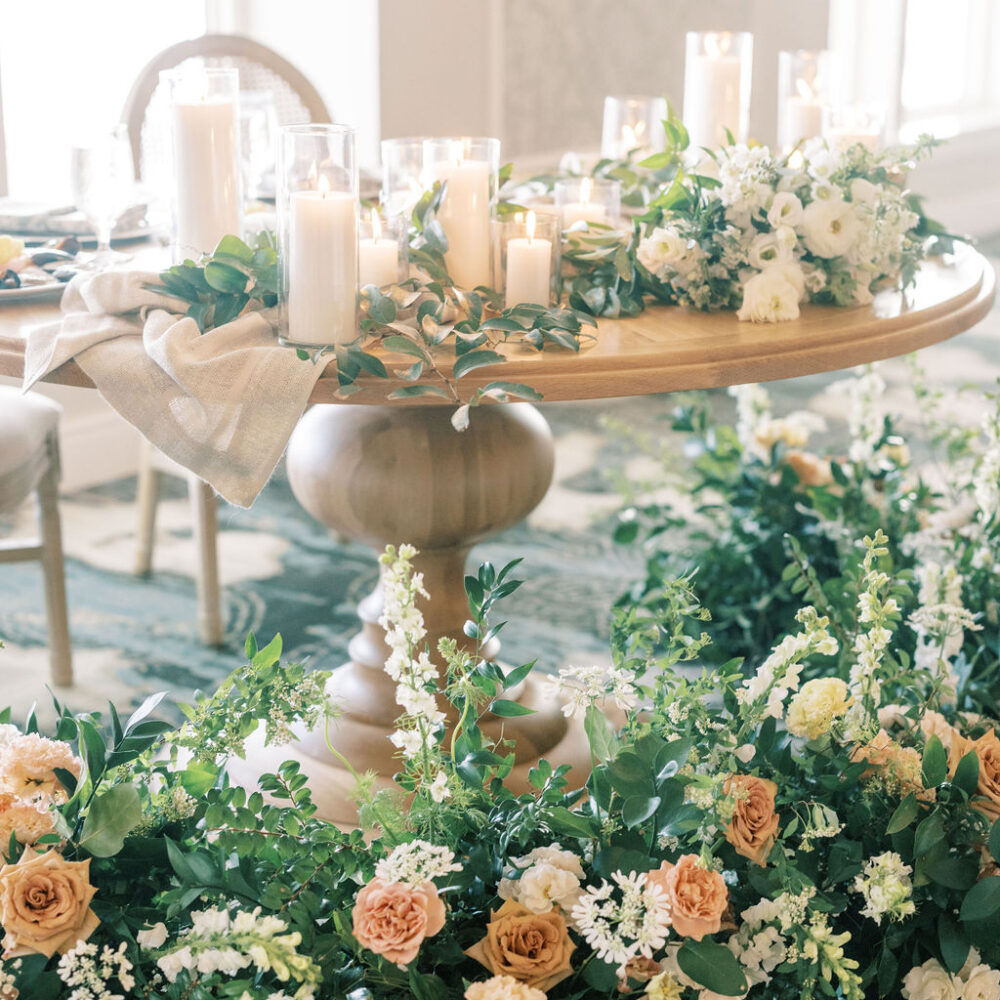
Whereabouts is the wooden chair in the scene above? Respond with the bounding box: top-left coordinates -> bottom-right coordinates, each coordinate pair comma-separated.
0,387 -> 72,685
121,35 -> 331,647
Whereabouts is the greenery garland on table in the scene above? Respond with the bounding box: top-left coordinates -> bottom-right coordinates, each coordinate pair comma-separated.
148,112 -> 960,425
3,508 -> 1000,999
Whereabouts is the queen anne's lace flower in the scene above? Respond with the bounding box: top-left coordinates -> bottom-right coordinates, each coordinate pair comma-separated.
374,840 -> 462,887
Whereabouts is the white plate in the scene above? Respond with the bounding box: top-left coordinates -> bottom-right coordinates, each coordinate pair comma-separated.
21,225 -> 154,248
0,280 -> 66,302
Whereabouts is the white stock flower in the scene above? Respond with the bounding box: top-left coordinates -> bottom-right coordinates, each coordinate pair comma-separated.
852,851 -> 915,924
737,265 -> 803,323
137,922 -> 170,949
902,958 -> 962,1000
799,198 -> 859,258
767,192 -> 804,228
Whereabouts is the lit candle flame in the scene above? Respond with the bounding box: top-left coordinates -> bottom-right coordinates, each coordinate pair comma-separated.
308,161 -> 319,187
796,78 -> 816,102
371,208 -> 382,240
318,173 -> 331,197
705,32 -> 730,59
526,210 -> 536,243
580,177 -> 592,204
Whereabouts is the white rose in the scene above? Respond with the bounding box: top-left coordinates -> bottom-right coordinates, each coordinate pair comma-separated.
850,178 -> 879,206
511,844 -> 585,877
738,267 -> 802,323
767,192 -> 804,228
902,959 -> 962,1000
961,949 -> 984,980
799,199 -> 859,258
963,965 -> 1000,1000
137,922 -> 169,949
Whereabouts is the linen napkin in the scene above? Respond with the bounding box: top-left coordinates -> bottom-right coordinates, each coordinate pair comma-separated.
23,270 -> 328,508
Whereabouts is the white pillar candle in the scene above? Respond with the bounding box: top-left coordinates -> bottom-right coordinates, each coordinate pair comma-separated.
784,96 -> 824,147
359,210 -> 399,288
505,211 -> 551,308
560,178 -> 609,229
684,54 -> 742,150
430,155 -> 491,289
824,127 -> 879,151
172,98 -> 242,256
288,179 -> 358,346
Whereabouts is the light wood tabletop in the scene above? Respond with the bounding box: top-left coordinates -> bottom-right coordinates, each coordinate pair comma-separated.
0,244 -> 994,404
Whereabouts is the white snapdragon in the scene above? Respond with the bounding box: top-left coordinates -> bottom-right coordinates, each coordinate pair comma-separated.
375,840 -> 462,886
571,871 -> 672,971
137,922 -> 169,948
827,366 -> 888,467
852,851 -> 915,924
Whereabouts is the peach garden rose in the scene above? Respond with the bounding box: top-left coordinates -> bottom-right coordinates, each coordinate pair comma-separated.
0,848 -> 99,958
351,877 -> 445,965
948,729 -> 1000,821
724,774 -> 780,866
646,855 -> 728,941
465,898 -> 575,991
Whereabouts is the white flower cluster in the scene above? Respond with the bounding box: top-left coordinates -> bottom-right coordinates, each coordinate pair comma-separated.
903,952 -> 1000,1000
739,606 -> 838,718
571,870 -> 672,971
374,840 -> 462,887
973,411 -> 1000,521
910,561 -> 981,701
498,843 -> 584,914
828,367 -> 888,467
56,942 -> 135,1000
637,140 -> 923,323
852,851 -> 916,924
542,663 -> 638,720
153,905 -> 319,998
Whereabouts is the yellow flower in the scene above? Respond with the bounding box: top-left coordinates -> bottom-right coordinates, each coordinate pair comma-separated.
786,678 -> 852,740
646,972 -> 685,1000
0,235 -> 24,269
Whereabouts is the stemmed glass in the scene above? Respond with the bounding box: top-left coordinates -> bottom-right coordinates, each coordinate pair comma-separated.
70,125 -> 136,268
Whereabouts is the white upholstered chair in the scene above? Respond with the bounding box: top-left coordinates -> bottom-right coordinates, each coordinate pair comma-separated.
0,387 -> 72,685
120,35 -> 332,648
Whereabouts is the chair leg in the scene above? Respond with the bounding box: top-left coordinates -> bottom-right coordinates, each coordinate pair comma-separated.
134,439 -> 161,575
188,473 -> 223,646
36,456 -> 73,687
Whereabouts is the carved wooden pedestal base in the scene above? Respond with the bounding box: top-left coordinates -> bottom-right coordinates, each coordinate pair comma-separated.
232,401 -> 593,825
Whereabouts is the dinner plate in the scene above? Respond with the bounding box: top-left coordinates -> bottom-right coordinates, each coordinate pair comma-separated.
21,225 -> 155,248
0,280 -> 66,303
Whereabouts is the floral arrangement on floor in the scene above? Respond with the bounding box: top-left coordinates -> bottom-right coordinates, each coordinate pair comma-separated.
612,362 -> 1000,710
2,511 -> 1000,999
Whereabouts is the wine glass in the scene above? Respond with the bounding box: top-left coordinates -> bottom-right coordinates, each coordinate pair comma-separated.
70,125 -> 136,268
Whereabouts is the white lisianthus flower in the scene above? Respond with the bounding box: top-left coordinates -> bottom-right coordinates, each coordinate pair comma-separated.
767,192 -> 804,228
901,958 -> 962,1000
748,231 -> 794,269
737,265 -> 804,323
799,198 -> 859,258
850,177 -> 879,206
963,964 -> 1000,1000
637,226 -> 702,278
137,922 -> 170,949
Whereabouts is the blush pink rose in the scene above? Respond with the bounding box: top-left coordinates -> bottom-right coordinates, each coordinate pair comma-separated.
352,878 -> 446,965
647,855 -> 728,941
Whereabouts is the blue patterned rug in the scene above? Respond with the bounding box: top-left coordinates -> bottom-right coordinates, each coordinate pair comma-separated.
1,257 -> 998,723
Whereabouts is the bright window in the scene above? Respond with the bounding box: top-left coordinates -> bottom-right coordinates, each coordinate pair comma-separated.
1,1 -> 207,200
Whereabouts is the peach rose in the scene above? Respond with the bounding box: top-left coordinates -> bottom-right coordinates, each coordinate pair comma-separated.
784,450 -> 833,487
948,730 -> 1000,821
352,877 -> 445,965
851,730 -> 931,801
647,855 -> 728,940
465,899 -> 575,991
0,848 -> 99,958
724,775 -> 780,866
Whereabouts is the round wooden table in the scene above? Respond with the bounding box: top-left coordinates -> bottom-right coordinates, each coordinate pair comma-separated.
1,246 -> 995,822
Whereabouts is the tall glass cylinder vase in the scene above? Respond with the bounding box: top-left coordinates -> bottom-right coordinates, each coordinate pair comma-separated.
777,50 -> 830,153
601,95 -> 668,160
423,136 -> 500,291
278,124 -> 359,348
162,66 -> 242,260
381,136 -> 428,222
682,31 -> 753,151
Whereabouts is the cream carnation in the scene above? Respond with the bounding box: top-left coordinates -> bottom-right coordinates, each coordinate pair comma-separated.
799,198 -> 859,258
503,863 -> 582,914
0,795 -> 56,860
786,678 -> 853,739
465,974 -> 547,1000
737,266 -> 803,323
0,735 -> 81,803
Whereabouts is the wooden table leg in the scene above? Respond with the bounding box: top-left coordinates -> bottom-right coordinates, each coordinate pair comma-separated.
231,401 -> 595,824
